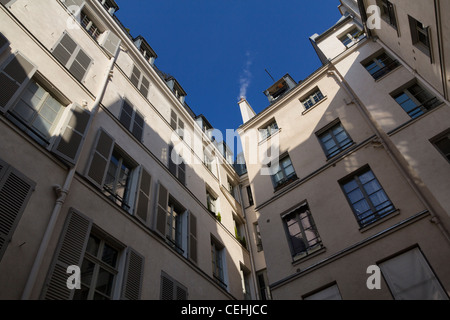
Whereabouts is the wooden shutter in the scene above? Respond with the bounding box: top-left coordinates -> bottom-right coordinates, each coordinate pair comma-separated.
41,209 -> 92,300
0,52 -> 37,113
52,33 -> 77,67
52,103 -> 91,166
85,128 -> 115,188
132,111 -> 144,141
69,49 -> 91,82
61,0 -> 85,11
155,182 -> 168,237
0,32 -> 9,56
135,167 -> 152,224
189,213 -> 197,264
178,160 -> 186,185
178,119 -> 185,138
121,248 -> 144,300
160,272 -> 187,300
100,30 -> 121,58
170,110 -> 177,130
0,159 -> 36,262
168,145 -> 177,176
139,76 -> 150,98
130,66 -> 141,89
119,100 -> 133,130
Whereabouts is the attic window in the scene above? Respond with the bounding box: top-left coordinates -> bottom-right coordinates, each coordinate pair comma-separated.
269,80 -> 289,100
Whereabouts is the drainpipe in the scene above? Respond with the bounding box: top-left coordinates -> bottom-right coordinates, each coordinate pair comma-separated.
238,184 -> 260,300
327,67 -> 450,245
21,50 -> 119,300
433,0 -> 448,101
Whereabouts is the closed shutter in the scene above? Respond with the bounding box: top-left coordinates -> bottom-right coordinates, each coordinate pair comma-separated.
85,128 -> 115,188
119,101 -> 133,130
41,209 -> 92,300
132,111 -> 144,141
139,76 -> 150,98
178,119 -> 185,138
168,145 -> 177,176
121,248 -> 144,300
170,110 -> 177,130
0,52 -> 37,113
52,33 -> 77,67
189,213 -> 197,264
52,103 -> 91,165
130,66 -> 141,89
155,182 -> 168,237
0,32 -> 9,55
135,167 -> 152,224
0,159 -> 36,262
160,272 -> 187,300
178,160 -> 186,185
69,49 -> 91,82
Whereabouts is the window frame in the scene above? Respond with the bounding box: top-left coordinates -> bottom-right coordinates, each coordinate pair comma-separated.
301,88 -> 325,111
211,236 -> 227,289
259,119 -> 279,141
408,15 -> 432,60
316,119 -> 354,159
338,27 -> 364,48
269,154 -> 297,190
378,0 -> 398,31
362,51 -> 400,80
430,129 -> 450,163
392,82 -> 441,119
340,166 -> 396,229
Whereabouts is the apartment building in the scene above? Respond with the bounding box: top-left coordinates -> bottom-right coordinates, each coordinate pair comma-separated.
237,0 -> 450,300
0,0 -> 254,300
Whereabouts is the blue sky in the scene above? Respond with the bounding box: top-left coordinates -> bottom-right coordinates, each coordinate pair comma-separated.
115,0 -> 343,156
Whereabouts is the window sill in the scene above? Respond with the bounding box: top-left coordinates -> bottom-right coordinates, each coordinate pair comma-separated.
301,96 -> 328,115
273,175 -> 299,193
358,209 -> 400,233
292,245 -> 326,266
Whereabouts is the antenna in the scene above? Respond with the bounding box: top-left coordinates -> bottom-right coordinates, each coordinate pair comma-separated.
265,69 -> 275,82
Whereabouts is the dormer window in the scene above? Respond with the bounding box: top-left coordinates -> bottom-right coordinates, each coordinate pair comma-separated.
134,36 -> 157,65
97,0 -> 119,15
339,27 -> 364,48
264,74 -> 297,103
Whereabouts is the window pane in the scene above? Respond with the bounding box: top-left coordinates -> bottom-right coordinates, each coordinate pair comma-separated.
95,268 -> 115,296
347,188 -> 364,204
86,235 -> 100,256
102,244 -> 118,268
80,259 -> 95,287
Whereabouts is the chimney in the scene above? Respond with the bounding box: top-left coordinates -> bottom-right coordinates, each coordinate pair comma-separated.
238,98 -> 256,123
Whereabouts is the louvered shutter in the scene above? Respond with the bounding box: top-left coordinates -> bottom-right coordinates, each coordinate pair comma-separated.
86,128 -> 115,188
160,273 -> 174,300
176,285 -> 188,300
0,32 -> 9,55
0,52 -> 37,113
121,248 -> 144,300
178,160 -> 186,185
119,100 -> 133,130
135,167 -> 152,224
155,182 -> 168,237
69,49 -> 91,82
178,119 -> 185,138
139,76 -> 150,98
130,66 -> 141,88
61,0 -> 85,12
132,111 -> 144,141
170,110 -> 177,130
52,33 -> 77,67
52,103 -> 91,165
0,160 -> 35,262
189,213 -> 197,264
168,145 -> 177,176
99,30 -> 121,58
41,209 -> 92,300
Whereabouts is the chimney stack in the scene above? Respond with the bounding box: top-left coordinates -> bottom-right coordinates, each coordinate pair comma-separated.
238,98 -> 256,124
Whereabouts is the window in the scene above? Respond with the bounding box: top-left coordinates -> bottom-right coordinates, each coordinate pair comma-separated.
253,222 -> 263,252
170,109 -> 185,140
130,65 -> 150,98
203,148 -> 217,176
339,27 -> 364,47
240,265 -> 252,300
103,149 -> 136,212
378,0 -> 398,30
270,154 -> 297,190
408,15 -> 432,58
301,88 -> 325,110
160,272 -> 188,300
227,177 -> 238,200
0,158 -> 36,262
363,52 -> 400,80
7,79 -> 66,146
42,209 -> 144,300
392,83 -> 441,119
340,167 -> 396,228
233,215 -> 246,248
317,121 -> 353,158
119,100 -> 144,141
282,203 -> 322,259
80,10 -> 103,41
259,120 -> 279,141
52,32 -> 92,82
379,247 -> 448,300
431,130 -> 450,163
246,185 -> 254,207
256,271 -> 271,300
206,190 -> 218,216
211,237 -> 227,289
304,283 -> 342,300
73,233 -> 120,300
168,145 -> 186,185
85,129 -> 152,222
155,183 -> 195,259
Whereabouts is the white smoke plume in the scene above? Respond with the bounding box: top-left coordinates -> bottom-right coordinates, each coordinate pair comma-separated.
238,51 -> 252,100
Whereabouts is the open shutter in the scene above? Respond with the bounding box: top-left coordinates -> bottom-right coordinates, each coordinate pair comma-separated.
41,209 -> 92,300
119,100 -> 133,131
61,0 -> 86,12
0,52 -> 37,113
135,167 -> 152,224
178,160 -> 186,185
155,182 -> 168,237
85,128 -> 114,189
189,213 -> 197,264
170,110 -> 177,130
168,145 -> 177,176
99,30 -> 121,58
121,248 -> 144,300
0,159 -> 36,261
426,26 -> 434,64
52,103 -> 91,165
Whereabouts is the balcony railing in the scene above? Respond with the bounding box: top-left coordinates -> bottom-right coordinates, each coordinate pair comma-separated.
371,59 -> 400,80
408,96 -> 441,119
